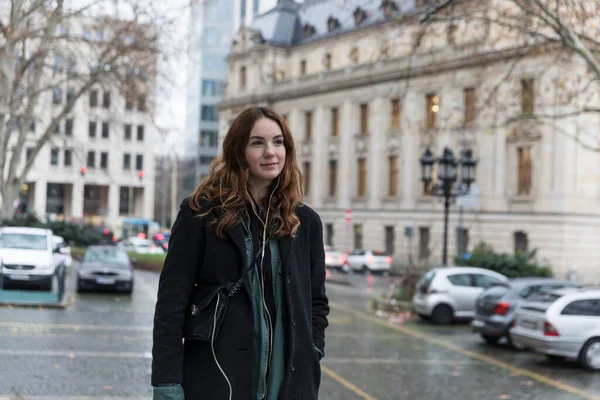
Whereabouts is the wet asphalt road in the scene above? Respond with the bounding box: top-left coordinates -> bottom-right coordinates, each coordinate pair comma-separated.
0,269 -> 598,400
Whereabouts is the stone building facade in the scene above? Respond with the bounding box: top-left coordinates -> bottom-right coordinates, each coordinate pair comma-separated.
218,0 -> 600,282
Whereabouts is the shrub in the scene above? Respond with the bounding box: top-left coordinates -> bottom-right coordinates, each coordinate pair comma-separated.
127,252 -> 166,272
455,242 -> 553,278
0,215 -> 103,247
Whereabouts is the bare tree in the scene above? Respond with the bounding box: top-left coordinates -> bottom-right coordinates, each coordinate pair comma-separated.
415,0 -> 600,148
0,0 -> 190,219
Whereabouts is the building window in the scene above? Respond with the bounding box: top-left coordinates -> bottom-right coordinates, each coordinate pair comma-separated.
464,87 -> 476,125
26,147 -> 33,160
240,0 -> 246,21
100,152 -> 108,169
29,121 -> 35,133
517,146 -> 532,195
359,103 -> 369,134
300,59 -> 306,75
201,79 -> 224,96
53,121 -> 60,134
303,161 -> 311,196
200,130 -> 218,147
240,66 -> 247,89
331,107 -> 338,137
88,121 -> 97,138
50,148 -> 59,166
388,155 -> 398,197
103,91 -> 111,108
457,227 -> 469,256
391,98 -> 401,130
447,23 -> 458,45
385,226 -> 395,255
67,58 -> 77,76
64,149 -> 72,166
201,105 -> 219,121
46,183 -> 64,214
137,125 -> 144,141
66,87 -> 75,103
353,224 -> 363,250
329,159 -> 337,197
253,0 -> 259,14
124,124 -> 132,140
119,186 -> 130,215
514,231 -> 528,253
200,156 -> 214,166
521,78 -> 534,116
123,153 -> 131,170
101,122 -> 109,138
304,111 -> 312,140
426,94 -> 439,128
323,53 -> 331,69
325,223 -> 334,247
135,154 -> 143,170
65,118 -> 73,136
89,90 -> 98,107
53,55 -> 63,74
357,158 -> 367,197
418,227 -> 430,259
53,87 -> 62,105
87,151 -> 95,168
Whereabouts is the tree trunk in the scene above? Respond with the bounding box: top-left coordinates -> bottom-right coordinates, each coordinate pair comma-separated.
0,181 -> 21,220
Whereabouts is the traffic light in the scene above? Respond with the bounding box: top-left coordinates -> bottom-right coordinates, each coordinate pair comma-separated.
137,170 -> 144,181
80,166 -> 87,176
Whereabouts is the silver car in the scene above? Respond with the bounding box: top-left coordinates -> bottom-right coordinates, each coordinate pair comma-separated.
411,266 -> 508,325
471,278 -> 578,347
510,288 -> 600,370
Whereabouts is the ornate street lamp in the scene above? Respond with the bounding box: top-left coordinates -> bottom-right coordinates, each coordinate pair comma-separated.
420,147 -> 478,266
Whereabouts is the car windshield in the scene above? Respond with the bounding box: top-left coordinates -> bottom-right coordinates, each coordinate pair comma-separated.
0,233 -> 47,250
84,248 -> 130,266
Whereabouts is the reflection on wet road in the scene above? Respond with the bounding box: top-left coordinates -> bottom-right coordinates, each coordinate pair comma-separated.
0,270 -> 598,399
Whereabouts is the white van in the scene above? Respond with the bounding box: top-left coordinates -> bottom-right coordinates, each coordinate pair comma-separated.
0,226 -> 62,291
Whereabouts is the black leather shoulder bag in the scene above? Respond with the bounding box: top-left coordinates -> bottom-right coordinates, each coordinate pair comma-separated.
183,240 -> 268,341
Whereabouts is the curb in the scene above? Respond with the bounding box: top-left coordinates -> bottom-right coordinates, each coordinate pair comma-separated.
325,278 -> 354,287
0,294 -> 73,309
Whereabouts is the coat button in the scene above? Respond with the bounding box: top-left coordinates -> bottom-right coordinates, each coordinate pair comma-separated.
292,319 -> 296,327
290,364 -> 296,372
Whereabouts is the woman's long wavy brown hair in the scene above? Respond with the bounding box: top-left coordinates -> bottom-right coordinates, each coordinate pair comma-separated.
189,106 -> 303,238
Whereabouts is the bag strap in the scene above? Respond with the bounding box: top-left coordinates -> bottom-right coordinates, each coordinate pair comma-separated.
227,237 -> 270,298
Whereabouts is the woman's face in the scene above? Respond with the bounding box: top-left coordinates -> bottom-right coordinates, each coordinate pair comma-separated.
244,117 -> 286,185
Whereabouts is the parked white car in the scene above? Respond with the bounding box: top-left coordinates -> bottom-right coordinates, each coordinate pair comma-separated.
118,237 -> 165,254
0,226 -> 63,291
411,266 -> 508,325
510,288 -> 600,370
324,246 -> 349,273
52,235 -> 73,267
346,249 -> 392,274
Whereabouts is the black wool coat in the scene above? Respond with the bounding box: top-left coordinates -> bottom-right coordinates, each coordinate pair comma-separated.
151,198 -> 330,399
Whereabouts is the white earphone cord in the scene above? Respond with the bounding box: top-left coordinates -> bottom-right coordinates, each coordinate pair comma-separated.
212,177 -> 280,400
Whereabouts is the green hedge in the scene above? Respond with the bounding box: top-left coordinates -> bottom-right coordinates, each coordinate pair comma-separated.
455,242 -> 553,278
72,247 -> 166,272
127,252 -> 166,272
1,214 -> 103,247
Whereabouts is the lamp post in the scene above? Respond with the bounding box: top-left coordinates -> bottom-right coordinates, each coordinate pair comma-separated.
420,147 -> 477,266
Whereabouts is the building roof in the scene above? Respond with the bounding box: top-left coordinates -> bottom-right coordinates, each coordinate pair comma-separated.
250,0 -> 418,47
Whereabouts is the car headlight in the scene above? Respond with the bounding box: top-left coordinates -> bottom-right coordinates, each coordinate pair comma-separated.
38,263 -> 54,271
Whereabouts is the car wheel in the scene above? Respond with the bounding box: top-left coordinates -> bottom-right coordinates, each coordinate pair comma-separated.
362,265 -> 371,275
481,334 -> 500,344
431,304 -> 453,325
579,338 -> 600,371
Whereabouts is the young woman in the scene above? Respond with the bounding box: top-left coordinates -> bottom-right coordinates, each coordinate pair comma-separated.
151,106 -> 330,400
